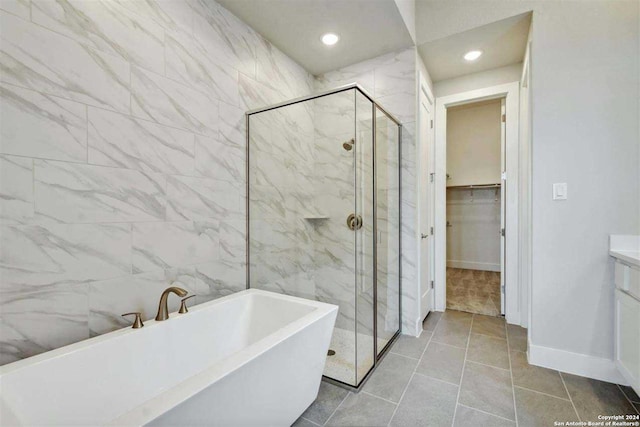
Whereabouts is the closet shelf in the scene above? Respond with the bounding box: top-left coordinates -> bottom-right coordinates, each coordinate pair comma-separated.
447,183 -> 501,189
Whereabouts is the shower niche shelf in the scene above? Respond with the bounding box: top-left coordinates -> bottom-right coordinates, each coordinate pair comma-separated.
302,213 -> 329,220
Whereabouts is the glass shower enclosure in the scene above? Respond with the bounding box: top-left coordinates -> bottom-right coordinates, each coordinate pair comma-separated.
246,85 -> 401,388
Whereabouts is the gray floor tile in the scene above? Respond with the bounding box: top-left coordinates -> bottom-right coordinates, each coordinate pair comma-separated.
619,384 -> 640,403
422,311 -> 442,331
363,353 -> 418,403
416,341 -> 466,384
467,333 -> 509,369
326,392 -> 396,427
472,314 -> 507,338
459,361 -> 515,420
510,350 -> 568,399
432,319 -> 471,348
390,374 -> 458,427
391,330 -> 432,359
562,373 -> 638,421
507,324 -> 527,352
442,309 -> 474,325
514,386 -> 578,427
301,381 -> 349,425
453,404 -> 515,427
292,416 -> 320,427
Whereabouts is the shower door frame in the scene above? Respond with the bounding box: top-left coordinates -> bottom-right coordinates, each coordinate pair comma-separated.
245,83 -> 402,390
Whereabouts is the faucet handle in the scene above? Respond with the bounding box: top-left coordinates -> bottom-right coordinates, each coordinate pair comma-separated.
178,295 -> 196,314
121,312 -> 144,329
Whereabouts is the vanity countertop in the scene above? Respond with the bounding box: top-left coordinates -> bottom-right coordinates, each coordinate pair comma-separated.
610,235 -> 640,268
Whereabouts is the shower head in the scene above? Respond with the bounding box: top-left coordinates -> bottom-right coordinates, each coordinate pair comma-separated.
342,138 -> 355,151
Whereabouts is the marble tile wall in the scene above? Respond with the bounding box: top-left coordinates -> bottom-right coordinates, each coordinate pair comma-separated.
315,47 -> 420,336
0,0 -> 313,365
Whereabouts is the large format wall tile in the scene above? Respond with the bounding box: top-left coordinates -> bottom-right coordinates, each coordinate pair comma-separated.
31,0 -> 165,75
219,219 -> 246,263
165,29 -> 240,107
0,11 -> 130,113
194,134 -> 244,185
88,267 -> 198,335
0,83 -> 87,161
195,260 -> 246,304
132,221 -> 219,273
192,0 -> 258,78
0,155 -> 33,224
166,175 -> 241,221
0,0 -> 314,366
115,0 -> 194,37
34,160 -> 166,223
0,282 -> 89,364
131,67 -> 219,137
374,48 -> 416,99
0,223 -> 131,288
88,107 -> 195,175
0,0 -> 30,19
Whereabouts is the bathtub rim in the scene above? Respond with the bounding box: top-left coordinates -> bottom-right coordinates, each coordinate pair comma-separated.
0,290 -> 338,427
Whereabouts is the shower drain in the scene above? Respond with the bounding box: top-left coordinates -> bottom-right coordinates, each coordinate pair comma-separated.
327,349 -> 336,356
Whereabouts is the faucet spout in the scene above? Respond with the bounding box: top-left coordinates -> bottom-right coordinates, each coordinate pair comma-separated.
156,286 -> 188,321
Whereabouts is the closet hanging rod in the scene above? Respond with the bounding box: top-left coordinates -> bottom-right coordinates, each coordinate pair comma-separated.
446,183 -> 501,189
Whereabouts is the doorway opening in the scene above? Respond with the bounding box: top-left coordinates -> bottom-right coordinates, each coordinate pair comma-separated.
445,98 -> 505,317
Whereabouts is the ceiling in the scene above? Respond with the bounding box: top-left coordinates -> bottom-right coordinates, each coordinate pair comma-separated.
216,0 -> 414,76
417,12 -> 532,82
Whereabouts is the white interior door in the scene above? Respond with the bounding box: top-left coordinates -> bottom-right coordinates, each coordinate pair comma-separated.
419,82 -> 435,321
500,98 -> 506,315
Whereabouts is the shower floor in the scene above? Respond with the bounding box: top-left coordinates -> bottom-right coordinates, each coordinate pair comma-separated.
324,327 -> 390,386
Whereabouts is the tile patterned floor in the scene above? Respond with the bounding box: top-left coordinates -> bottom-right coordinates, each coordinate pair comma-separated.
447,268 -> 502,317
294,310 -> 640,427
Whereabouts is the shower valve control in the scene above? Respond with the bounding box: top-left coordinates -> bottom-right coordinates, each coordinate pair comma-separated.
347,214 -> 363,231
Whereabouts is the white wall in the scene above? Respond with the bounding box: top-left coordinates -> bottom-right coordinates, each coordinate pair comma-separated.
419,1 -> 640,381
434,63 -> 522,97
529,2 -> 639,372
446,101 -> 502,186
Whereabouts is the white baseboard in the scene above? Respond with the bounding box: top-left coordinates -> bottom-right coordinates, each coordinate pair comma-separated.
447,260 -> 500,272
528,342 -> 627,385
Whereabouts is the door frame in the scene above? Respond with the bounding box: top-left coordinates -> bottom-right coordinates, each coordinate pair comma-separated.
417,71 -> 435,323
433,81 -> 521,325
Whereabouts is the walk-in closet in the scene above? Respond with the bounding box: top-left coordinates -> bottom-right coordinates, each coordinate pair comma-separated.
446,98 -> 505,316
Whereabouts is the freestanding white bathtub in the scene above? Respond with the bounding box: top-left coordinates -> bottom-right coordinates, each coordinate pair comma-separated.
0,289 -> 337,427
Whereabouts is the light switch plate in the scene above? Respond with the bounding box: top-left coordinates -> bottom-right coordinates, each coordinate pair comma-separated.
553,183 -> 567,200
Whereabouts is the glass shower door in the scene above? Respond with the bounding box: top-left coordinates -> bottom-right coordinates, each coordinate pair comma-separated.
310,89 -> 358,386
375,106 -> 401,354
354,90 -> 375,383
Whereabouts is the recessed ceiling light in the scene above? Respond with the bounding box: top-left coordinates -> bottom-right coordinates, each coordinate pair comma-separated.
464,50 -> 483,61
321,33 -> 339,46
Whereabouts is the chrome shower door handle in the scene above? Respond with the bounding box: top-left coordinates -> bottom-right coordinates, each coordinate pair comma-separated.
347,213 -> 363,230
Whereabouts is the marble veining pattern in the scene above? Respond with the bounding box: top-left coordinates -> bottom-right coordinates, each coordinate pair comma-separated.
0,82 -> 87,162
88,107 -> 195,175
0,10 -> 131,113
0,155 -> 34,224
34,159 -> 167,223
0,0 -> 314,364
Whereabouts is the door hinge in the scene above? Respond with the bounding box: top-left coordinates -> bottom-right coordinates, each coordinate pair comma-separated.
429,172 -> 434,183
502,114 -> 506,123
430,119 -> 433,129
501,228 -> 505,237
430,226 -> 434,235
501,284 -> 505,292
430,280 -> 434,289
501,171 -> 507,181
